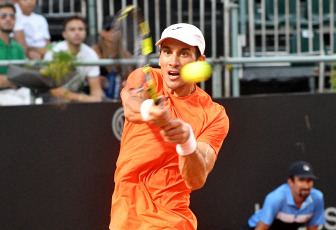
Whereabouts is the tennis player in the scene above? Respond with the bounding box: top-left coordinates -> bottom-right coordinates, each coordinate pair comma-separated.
109,23 -> 229,229
242,161 -> 326,230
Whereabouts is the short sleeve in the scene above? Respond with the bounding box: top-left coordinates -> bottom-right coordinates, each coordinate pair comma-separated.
259,193 -> 282,225
197,104 -> 229,154
308,191 -> 326,226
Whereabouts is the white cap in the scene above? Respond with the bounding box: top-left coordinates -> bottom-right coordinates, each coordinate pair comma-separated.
155,23 -> 205,55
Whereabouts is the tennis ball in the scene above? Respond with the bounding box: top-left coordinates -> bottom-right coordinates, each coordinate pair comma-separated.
181,61 -> 212,83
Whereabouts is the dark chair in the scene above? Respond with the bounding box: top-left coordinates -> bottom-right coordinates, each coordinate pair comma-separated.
310,0 -> 336,26
290,30 -> 322,67
266,0 -> 309,28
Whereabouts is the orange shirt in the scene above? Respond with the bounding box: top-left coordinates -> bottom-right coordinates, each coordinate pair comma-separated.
110,68 -> 229,230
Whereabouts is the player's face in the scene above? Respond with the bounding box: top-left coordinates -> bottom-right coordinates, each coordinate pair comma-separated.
159,38 -> 205,97
289,176 -> 314,200
18,0 -> 36,15
0,7 -> 15,33
62,19 -> 86,47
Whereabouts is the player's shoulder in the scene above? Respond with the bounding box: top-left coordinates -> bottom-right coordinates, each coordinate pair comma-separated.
31,12 -> 48,22
10,39 -> 23,48
310,188 -> 324,201
80,43 -> 99,58
51,41 -> 66,49
150,67 -> 162,76
265,184 -> 289,202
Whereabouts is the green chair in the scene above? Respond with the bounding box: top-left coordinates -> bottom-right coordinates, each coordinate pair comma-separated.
310,0 -> 336,25
290,30 -> 322,66
290,30 -> 321,53
266,0 -> 309,28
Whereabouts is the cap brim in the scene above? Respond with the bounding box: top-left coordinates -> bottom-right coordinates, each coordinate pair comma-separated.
296,174 -> 318,180
155,37 -> 198,48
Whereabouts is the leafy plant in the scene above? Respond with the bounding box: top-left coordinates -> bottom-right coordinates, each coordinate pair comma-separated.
40,50 -> 76,84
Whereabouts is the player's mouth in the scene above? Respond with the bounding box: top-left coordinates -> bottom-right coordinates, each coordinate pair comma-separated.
168,71 -> 180,80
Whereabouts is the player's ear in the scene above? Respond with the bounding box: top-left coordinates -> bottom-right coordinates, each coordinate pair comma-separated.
158,52 -> 162,67
197,55 -> 206,61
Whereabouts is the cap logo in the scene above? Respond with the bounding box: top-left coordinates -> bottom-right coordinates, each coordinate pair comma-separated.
303,165 -> 310,171
171,26 -> 182,30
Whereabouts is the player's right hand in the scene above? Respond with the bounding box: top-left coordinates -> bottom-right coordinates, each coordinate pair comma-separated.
147,96 -> 170,127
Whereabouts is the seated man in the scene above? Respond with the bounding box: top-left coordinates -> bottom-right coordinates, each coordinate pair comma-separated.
243,161 -> 326,230
43,16 -> 102,102
0,1 -> 25,88
14,0 -> 50,59
0,1 -> 29,105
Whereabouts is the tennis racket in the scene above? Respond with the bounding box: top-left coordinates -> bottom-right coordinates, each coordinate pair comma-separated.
109,5 -> 158,104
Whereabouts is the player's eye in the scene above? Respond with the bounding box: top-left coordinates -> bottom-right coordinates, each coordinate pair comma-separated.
163,49 -> 171,55
180,51 -> 189,57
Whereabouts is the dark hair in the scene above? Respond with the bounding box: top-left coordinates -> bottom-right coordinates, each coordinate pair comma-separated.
159,46 -> 202,60
63,15 -> 86,29
102,15 -> 114,31
0,2 -> 16,13
195,47 -> 202,60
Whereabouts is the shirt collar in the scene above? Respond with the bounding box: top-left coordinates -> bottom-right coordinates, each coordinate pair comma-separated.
0,38 -> 13,47
286,183 -> 313,210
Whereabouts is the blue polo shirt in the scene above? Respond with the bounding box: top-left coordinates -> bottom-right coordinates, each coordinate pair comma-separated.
248,183 -> 325,229
0,38 -> 25,74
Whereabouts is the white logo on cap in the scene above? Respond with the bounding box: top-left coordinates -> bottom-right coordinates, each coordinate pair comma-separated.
303,165 -> 310,171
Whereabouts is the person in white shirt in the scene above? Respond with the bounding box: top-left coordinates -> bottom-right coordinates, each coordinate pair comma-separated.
15,0 -> 50,59
44,16 -> 103,103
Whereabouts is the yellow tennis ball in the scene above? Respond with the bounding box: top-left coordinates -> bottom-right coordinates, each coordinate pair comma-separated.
181,61 -> 212,83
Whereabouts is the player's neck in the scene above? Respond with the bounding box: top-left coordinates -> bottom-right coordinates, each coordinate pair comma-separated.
0,32 -> 10,45
166,83 -> 195,97
293,196 -> 305,209
67,41 -> 81,55
22,11 -> 32,16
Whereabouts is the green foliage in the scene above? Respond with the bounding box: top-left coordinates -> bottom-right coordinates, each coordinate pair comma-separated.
40,50 -> 76,84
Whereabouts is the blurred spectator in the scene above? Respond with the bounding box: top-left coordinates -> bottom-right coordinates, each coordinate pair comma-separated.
14,0 -> 50,59
91,15 -> 132,100
44,16 -> 103,103
0,1 -> 25,88
0,1 -> 30,105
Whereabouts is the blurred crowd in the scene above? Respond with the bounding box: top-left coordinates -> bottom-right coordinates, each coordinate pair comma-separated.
0,0 -> 130,106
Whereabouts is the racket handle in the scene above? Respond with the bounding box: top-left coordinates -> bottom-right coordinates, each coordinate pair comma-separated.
143,66 -> 158,105
146,81 -> 158,104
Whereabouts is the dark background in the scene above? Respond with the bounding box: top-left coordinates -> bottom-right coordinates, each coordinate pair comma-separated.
1,93 -> 335,229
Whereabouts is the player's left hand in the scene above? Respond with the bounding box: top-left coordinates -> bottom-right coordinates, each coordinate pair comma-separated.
160,119 -> 190,144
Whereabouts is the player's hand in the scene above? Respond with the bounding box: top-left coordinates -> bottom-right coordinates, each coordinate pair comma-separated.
147,96 -> 170,127
160,119 -> 190,144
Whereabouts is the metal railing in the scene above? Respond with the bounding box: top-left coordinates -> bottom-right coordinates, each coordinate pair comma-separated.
12,0 -> 336,98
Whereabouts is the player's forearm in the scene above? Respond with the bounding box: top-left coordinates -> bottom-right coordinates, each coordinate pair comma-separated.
178,149 -> 208,190
121,89 -> 148,123
179,141 -> 216,190
255,221 -> 270,230
0,75 -> 16,88
13,30 -> 28,51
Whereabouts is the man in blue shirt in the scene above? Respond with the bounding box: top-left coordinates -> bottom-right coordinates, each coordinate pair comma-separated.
243,161 -> 326,230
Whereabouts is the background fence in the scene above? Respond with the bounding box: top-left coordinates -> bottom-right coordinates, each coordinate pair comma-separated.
23,0 -> 336,97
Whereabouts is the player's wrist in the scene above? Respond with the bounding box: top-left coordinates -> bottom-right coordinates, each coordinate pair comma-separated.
140,99 -> 154,121
176,123 -> 197,156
